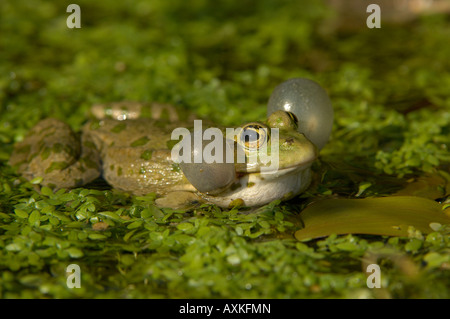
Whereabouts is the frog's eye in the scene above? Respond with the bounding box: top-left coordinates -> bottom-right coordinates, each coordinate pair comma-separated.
286,111 -> 298,124
238,123 -> 269,150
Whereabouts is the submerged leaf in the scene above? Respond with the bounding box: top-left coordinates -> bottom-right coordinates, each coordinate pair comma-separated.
394,173 -> 447,200
295,196 -> 450,241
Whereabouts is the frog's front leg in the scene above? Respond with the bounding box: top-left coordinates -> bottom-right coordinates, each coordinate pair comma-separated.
154,191 -> 204,210
9,118 -> 101,189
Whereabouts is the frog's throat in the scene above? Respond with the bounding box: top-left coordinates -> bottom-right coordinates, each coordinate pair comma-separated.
201,165 -> 313,208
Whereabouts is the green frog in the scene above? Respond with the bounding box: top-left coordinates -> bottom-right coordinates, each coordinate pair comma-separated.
9,78 -> 333,208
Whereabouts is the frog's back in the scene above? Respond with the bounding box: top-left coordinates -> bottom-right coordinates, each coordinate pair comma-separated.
84,117 -> 195,196
9,101 -> 201,203
85,117 -> 188,150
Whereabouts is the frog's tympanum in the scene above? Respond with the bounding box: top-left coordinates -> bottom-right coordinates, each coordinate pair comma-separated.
9,78 -> 333,208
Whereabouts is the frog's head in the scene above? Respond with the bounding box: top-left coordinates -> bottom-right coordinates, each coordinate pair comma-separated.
179,78 -> 333,207
232,110 -> 318,180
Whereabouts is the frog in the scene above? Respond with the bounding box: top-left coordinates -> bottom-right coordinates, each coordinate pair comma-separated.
9,78 -> 333,209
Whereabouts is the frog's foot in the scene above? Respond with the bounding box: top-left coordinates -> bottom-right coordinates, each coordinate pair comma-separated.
154,191 -> 203,210
9,118 -> 101,190
91,101 -> 180,122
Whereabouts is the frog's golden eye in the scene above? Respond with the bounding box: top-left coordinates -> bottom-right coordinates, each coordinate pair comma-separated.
286,112 -> 298,125
238,123 -> 269,150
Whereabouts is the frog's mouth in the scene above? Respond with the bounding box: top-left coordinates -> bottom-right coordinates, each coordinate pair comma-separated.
236,155 -> 316,175
234,159 -> 315,190
236,147 -> 317,175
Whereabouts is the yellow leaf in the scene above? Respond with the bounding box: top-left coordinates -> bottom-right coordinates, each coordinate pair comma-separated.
295,196 -> 450,241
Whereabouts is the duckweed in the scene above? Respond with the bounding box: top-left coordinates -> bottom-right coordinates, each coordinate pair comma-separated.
1,0 -> 450,299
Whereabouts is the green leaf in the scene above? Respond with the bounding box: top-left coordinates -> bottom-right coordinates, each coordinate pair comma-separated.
28,210 -> 41,226
127,220 -> 143,229
67,247 -> 84,258
19,274 -> 44,287
88,233 -> 108,240
30,177 -> 43,184
171,233 -> 195,245
14,208 -> 29,219
176,222 -> 194,232
123,229 -> 138,242
0,212 -> 11,220
98,211 -> 123,222
6,243 -> 23,252
405,238 -> 423,252
41,186 -> 53,197
295,196 -> 450,241
424,252 -> 450,269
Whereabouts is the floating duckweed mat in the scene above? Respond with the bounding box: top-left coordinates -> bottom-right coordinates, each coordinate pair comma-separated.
1,0 -> 450,298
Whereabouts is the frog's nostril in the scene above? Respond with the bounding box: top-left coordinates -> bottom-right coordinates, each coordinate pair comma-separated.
285,137 -> 294,145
